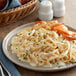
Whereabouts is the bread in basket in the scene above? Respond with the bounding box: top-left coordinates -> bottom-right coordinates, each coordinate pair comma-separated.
0,0 -> 39,26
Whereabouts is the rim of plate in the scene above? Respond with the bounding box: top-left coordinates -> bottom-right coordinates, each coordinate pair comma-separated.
2,22 -> 76,72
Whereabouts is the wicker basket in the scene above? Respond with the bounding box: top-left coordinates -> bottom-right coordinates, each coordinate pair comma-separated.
0,0 -> 39,26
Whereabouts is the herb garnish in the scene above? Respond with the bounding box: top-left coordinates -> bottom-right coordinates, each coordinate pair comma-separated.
23,57 -> 27,59
28,33 -> 31,35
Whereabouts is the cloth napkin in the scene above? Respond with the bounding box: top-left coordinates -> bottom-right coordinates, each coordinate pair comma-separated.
0,0 -> 21,11
0,70 -> 1,76
0,40 -> 21,76
7,0 -> 21,9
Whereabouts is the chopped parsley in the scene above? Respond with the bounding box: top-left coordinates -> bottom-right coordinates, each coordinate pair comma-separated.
23,54 -> 25,56
26,50 -> 28,52
26,50 -> 28,55
16,48 -> 18,49
38,40 -> 40,42
20,34 -> 22,35
38,33 -> 40,34
46,33 -> 48,35
28,33 -> 31,35
23,57 -> 27,59
57,63 -> 59,65
72,41 -> 75,43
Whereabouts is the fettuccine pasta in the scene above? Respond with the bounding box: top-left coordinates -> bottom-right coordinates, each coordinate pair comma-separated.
11,21 -> 76,67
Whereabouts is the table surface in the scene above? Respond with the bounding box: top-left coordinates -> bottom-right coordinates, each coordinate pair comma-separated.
0,0 -> 76,76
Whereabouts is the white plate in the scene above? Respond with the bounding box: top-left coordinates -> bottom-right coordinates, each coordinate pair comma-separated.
2,22 -> 76,72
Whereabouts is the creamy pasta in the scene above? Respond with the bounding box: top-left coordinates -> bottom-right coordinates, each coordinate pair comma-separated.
11,21 -> 76,67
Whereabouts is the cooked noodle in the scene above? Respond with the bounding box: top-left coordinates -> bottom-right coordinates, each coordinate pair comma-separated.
11,21 -> 76,67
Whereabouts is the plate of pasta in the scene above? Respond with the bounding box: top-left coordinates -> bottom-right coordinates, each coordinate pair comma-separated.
3,21 -> 76,71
